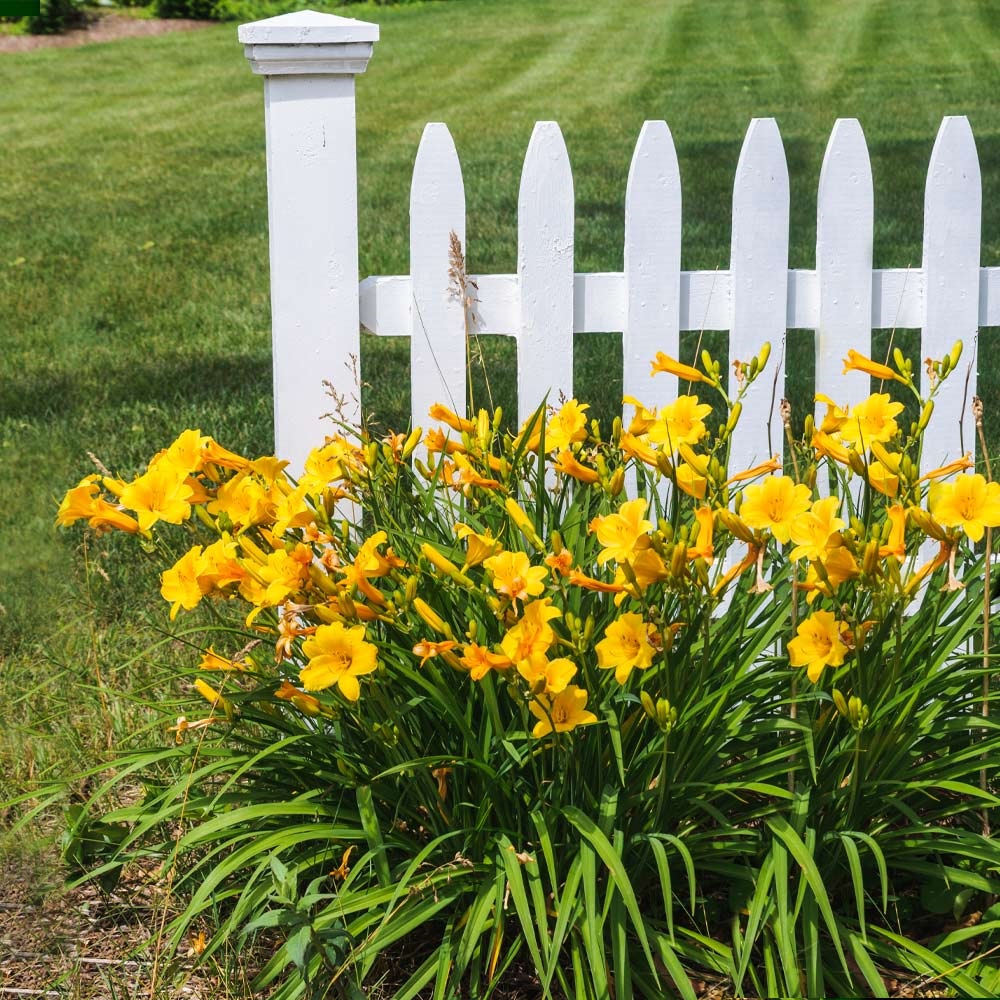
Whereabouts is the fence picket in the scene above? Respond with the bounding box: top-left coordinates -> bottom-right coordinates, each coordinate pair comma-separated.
518,121 -> 575,431
922,115 -> 981,469
729,118 -> 790,475
624,120 -> 682,416
410,123 -> 467,443
816,119 -> 874,410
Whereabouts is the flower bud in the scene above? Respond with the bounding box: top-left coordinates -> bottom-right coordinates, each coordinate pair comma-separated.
412,597 -> 448,635
893,347 -> 906,375
847,449 -> 868,478
656,450 -> 674,478
608,467 -> 626,497
757,341 -> 771,371
640,690 -> 657,721
917,400 -> 934,432
403,427 -> 423,460
832,688 -> 849,719
949,340 -> 963,373
670,543 -> 688,579
862,539 -> 881,577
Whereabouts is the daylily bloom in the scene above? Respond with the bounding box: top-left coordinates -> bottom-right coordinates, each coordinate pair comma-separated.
839,394 -> 905,447
787,610 -> 849,682
161,546 -> 210,619
739,476 -> 812,544
596,613 -> 656,684
459,643 -> 511,681
650,351 -> 705,383
484,550 -> 548,603
590,498 -> 652,564
500,599 -> 561,663
553,449 -> 600,484
815,394 -> 848,435
842,349 -> 901,383
619,431 -> 660,468
300,622 -> 378,700
544,399 -> 589,452
412,639 -> 458,668
812,430 -> 851,466
929,474 -> 1000,543
454,522 -> 502,567
648,395 -> 713,451
790,496 -> 846,562
120,460 -> 194,532
529,685 -> 598,737
516,653 -> 577,694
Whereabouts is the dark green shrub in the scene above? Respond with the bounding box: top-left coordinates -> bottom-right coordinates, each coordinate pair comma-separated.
154,0 -> 216,19
26,0 -> 90,34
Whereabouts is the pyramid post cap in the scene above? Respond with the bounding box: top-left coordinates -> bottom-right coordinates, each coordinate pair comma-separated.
238,9 -> 379,45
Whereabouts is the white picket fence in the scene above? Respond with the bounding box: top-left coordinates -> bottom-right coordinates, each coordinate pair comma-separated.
240,10 -> 997,479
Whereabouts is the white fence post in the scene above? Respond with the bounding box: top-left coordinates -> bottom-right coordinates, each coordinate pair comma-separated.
240,10 -> 379,473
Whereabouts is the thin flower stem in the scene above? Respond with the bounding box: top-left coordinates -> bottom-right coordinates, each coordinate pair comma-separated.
975,398 -> 993,836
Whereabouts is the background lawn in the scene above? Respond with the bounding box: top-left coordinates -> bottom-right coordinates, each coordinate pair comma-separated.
3,0 -> 1000,840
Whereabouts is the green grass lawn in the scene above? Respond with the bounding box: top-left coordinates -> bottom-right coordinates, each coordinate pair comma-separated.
3,0 -> 1000,830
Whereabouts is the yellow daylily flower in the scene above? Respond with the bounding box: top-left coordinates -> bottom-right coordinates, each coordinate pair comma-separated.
484,550 -> 548,603
787,610 -> 849,683
120,460 -> 194,532
529,685 -> 598,738
589,498 -> 652,564
739,476 -> 812,544
300,622 -> 378,701
648,395 -> 713,451
517,653 -> 577,694
544,399 -> 589,452
500,599 -> 561,663
839,394 -> 905,447
929,474 -> 1000,543
596,613 -> 656,684
789,496 -> 846,562
842,349 -> 901,383
650,352 -> 705,383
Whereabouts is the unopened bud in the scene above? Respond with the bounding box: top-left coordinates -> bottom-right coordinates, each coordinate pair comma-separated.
608,467 -> 625,497
917,400 -> 934,432
949,340 -> 963,373
757,342 -> 771,372
832,688 -> 849,719
656,450 -> 674,477
848,449 -> 868,478
862,539 -> 880,577
670,543 -> 688,579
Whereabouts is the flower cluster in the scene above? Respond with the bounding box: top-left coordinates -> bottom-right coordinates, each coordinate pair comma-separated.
58,339 -> 993,746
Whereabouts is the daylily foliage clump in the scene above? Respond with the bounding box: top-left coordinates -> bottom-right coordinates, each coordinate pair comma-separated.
58,340 -> 1000,998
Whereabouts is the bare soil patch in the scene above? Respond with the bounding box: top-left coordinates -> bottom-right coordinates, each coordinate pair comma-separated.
0,13 -> 213,53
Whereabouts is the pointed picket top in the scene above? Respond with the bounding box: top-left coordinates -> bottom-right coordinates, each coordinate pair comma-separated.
816,118 -> 874,414
729,118 -> 790,472
624,120 -> 682,415
923,115 -> 981,467
410,123 -> 467,445
517,121 -> 575,429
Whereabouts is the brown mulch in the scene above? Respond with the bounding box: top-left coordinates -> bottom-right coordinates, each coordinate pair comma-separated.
0,14 -> 213,53
0,848 -> 960,1000
0,853 -> 247,998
